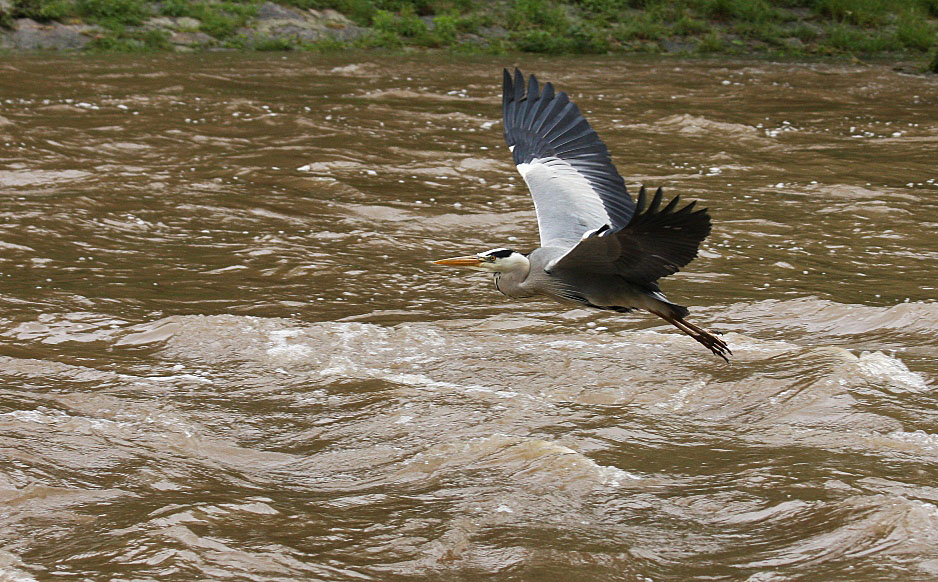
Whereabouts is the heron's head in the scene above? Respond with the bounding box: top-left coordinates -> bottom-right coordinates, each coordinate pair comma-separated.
433,248 -> 529,273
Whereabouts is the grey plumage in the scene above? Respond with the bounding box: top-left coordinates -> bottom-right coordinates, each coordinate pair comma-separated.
435,69 -> 730,361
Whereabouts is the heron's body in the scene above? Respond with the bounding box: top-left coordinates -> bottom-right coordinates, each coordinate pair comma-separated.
434,69 -> 731,361
494,248 -> 661,310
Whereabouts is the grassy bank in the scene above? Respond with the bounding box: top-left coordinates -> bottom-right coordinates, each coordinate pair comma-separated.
358,0 -> 938,56
1,0 -> 937,67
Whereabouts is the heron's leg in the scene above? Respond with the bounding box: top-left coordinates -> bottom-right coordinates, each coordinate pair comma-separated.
650,310 -> 731,363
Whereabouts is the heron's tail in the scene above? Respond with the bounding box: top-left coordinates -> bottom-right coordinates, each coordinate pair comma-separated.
649,304 -> 731,363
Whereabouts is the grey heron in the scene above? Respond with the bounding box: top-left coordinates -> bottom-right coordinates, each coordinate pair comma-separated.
434,69 -> 730,362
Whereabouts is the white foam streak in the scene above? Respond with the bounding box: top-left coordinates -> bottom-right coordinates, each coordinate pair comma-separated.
854,351 -> 930,393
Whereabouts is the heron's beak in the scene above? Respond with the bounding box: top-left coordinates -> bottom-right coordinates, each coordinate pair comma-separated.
432,255 -> 483,268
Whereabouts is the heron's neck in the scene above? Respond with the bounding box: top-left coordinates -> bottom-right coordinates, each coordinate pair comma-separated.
493,256 -> 532,298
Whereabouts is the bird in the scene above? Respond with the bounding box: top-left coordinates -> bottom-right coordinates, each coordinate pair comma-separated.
433,69 -> 730,362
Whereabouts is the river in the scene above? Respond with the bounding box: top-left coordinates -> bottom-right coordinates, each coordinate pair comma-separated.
1,53 -> 937,581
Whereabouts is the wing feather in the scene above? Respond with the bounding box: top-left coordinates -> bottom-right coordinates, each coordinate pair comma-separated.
546,186 -> 713,283
503,68 -> 634,247
522,75 -> 540,124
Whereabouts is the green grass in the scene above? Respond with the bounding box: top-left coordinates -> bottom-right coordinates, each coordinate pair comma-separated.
364,7 -> 433,47
253,34 -> 296,50
431,12 -> 459,44
613,13 -> 666,41
151,1 -> 259,38
698,0 -> 776,22
697,29 -> 724,51
10,0 -> 76,22
896,7 -> 935,51
814,0 -> 890,26
183,2 -> 259,38
3,0 -> 937,62
361,3 -> 477,48
789,22 -> 820,42
76,0 -> 148,26
827,23 -> 897,52
672,14 -> 710,35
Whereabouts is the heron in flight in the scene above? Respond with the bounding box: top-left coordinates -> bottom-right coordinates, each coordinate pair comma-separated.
434,69 -> 730,362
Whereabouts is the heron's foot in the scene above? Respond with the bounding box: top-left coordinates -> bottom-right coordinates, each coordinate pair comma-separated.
652,310 -> 732,363
692,328 -> 731,363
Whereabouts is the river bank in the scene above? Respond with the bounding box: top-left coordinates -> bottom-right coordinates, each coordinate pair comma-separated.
0,0 -> 937,71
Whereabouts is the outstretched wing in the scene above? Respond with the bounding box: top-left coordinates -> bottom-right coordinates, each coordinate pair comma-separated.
546,186 -> 712,283
502,69 -> 634,248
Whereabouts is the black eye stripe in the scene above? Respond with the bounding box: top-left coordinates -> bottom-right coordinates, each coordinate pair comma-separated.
485,249 -> 514,258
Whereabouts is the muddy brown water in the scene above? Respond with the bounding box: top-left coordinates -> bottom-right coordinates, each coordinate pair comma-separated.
1,53 -> 937,581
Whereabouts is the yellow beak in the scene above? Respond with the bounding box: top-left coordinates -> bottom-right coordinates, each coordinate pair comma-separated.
432,255 -> 483,268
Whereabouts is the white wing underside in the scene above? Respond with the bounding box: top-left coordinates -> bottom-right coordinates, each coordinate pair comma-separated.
517,156 -> 612,249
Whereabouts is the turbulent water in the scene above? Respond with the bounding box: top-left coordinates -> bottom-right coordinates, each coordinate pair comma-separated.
1,54 -> 937,581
